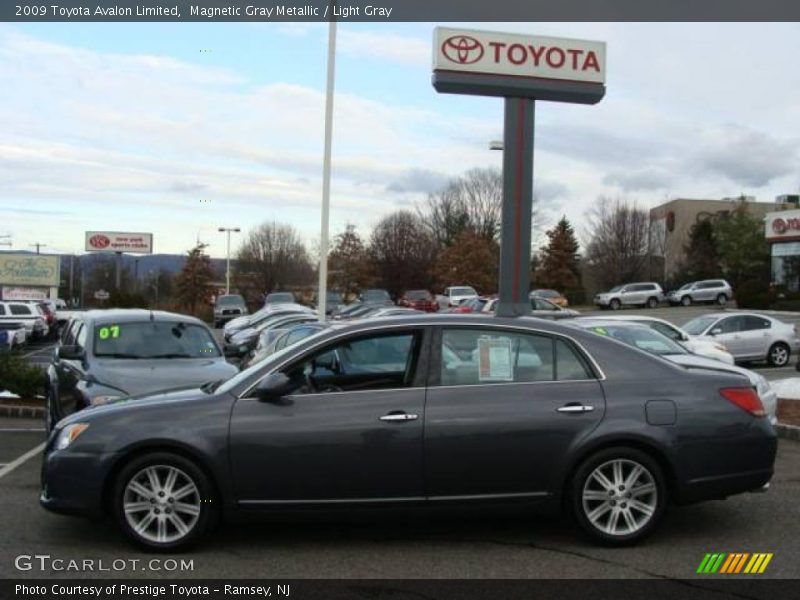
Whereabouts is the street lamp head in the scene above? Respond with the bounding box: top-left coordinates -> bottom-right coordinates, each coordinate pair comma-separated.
489,140 -> 504,151
233,228 -> 241,232
218,227 -> 225,232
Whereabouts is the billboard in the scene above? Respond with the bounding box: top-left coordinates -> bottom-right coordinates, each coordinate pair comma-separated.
85,231 -> 153,254
766,210 -> 800,243
0,254 -> 60,287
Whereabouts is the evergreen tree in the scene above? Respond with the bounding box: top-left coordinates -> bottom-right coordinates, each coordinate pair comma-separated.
176,243 -> 214,315
715,198 -> 770,290
328,224 -> 372,296
677,219 -> 721,281
535,216 -> 581,291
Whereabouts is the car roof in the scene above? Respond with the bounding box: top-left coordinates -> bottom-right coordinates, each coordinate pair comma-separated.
78,309 -> 207,327
576,315 -> 671,325
568,319 -> 654,330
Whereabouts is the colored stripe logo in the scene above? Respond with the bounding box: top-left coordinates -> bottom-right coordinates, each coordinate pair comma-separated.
697,553 -> 773,574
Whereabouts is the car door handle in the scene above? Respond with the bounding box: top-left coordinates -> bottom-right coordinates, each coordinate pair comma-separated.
557,404 -> 594,414
379,412 -> 418,422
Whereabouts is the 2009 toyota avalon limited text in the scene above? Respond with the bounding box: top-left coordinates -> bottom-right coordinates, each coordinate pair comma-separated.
40,314 -> 777,550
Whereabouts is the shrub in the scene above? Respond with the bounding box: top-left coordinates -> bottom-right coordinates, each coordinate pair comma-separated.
735,280 -> 774,310
564,288 -> 587,306
0,352 -> 45,399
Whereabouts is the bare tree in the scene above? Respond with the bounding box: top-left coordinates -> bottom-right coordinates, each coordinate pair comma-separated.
368,211 -> 436,298
234,222 -> 313,302
583,197 -> 651,289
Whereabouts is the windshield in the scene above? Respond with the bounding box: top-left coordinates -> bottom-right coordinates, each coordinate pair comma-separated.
405,290 -> 431,301
678,283 -> 694,291
683,316 -> 718,335
362,290 -> 390,301
608,285 -> 624,293
266,293 -> 294,303
452,287 -> 476,295
534,289 -> 558,298
585,324 -> 687,356
94,321 -> 220,358
216,327 -> 330,394
217,295 -> 243,306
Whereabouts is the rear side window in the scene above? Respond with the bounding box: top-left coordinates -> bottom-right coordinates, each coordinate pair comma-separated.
439,329 -> 593,386
0,305 -> 5,316
9,304 -> 32,315
743,316 -> 771,331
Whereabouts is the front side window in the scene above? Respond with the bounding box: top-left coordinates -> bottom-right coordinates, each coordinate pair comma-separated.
279,331 -> 421,395
532,298 -> 558,311
93,321 -> 221,358
439,328 -> 591,386
650,321 -> 682,341
716,317 -> 744,334
683,316 -> 718,335
0,305 -> 5,316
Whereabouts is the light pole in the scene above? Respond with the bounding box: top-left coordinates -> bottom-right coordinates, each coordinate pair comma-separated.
218,227 -> 240,295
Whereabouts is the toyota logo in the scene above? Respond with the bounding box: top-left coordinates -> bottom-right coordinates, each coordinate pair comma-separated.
441,35 -> 484,65
89,234 -> 111,249
772,218 -> 788,234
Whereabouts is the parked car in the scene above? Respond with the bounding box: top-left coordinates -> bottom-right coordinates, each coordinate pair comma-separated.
0,301 -> 48,339
449,296 -> 487,314
573,320 -> 777,424
359,289 -> 393,305
482,296 -> 580,319
442,286 -> 479,307
682,312 -> 799,367
594,283 -> 665,310
0,322 -> 27,350
41,314 -> 776,550
223,303 -> 313,342
228,313 -> 319,361
530,289 -> 569,308
249,322 -> 330,366
398,290 -> 439,313
331,302 -> 393,321
45,309 -> 239,432
213,294 -> 248,328
265,291 -> 296,305
312,291 -> 343,316
368,307 -> 422,318
667,280 -> 733,307
575,315 -> 734,364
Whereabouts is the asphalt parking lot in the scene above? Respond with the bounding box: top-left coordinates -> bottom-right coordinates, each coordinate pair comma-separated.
0,415 -> 797,579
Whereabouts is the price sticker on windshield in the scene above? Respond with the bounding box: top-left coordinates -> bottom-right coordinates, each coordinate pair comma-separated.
98,325 -> 121,340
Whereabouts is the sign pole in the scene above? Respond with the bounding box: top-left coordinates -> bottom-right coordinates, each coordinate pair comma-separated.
115,252 -> 122,292
496,97 -> 535,317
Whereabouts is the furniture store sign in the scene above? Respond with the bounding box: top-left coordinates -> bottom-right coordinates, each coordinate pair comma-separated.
85,231 -> 153,254
0,253 -> 60,287
433,27 -> 606,84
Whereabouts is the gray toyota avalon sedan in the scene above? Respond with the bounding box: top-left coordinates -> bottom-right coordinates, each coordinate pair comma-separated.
40,314 -> 777,550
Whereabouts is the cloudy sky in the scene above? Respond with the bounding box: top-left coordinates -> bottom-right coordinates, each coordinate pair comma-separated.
1,22 -> 799,258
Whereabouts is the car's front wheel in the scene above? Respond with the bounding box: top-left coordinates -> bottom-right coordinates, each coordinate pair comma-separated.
113,452 -> 216,551
680,295 -> 691,307
571,447 -> 666,545
767,342 -> 790,367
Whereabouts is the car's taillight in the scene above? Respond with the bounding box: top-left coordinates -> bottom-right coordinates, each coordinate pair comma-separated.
720,387 -> 765,417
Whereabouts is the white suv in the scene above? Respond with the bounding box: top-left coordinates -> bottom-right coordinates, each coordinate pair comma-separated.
667,279 -> 733,306
442,286 -> 478,307
594,282 -> 665,310
0,301 -> 48,339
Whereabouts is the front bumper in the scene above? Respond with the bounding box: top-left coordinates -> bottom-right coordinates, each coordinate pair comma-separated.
40,447 -> 116,519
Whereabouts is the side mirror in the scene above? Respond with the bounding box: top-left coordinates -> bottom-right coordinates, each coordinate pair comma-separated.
224,344 -> 249,358
255,373 -> 292,402
57,345 -> 84,361
710,328 -> 722,336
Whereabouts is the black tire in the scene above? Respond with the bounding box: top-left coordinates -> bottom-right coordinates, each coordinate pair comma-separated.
112,452 -> 217,551
716,294 -> 727,306
767,342 -> 790,368
646,297 -> 658,309
680,296 -> 691,307
609,299 -> 621,311
570,447 -> 667,546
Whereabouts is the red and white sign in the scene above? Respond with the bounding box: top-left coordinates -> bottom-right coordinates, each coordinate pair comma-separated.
766,210 -> 800,242
85,231 -> 153,254
1,286 -> 48,301
433,27 -> 606,85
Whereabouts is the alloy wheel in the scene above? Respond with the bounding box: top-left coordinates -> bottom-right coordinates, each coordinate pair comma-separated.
769,344 -> 789,367
581,459 -> 657,537
122,465 -> 201,544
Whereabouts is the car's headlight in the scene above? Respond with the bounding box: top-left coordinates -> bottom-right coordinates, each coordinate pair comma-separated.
89,395 -> 122,406
54,423 -> 90,450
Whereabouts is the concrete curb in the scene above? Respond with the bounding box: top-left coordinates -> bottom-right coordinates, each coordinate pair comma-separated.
776,423 -> 800,441
0,404 -> 44,419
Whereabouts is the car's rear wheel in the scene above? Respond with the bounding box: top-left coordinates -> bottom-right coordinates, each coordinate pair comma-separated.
716,294 -> 728,306
646,297 -> 658,309
571,447 -> 666,545
767,342 -> 790,367
680,295 -> 691,307
113,452 -> 215,551
609,299 -> 621,310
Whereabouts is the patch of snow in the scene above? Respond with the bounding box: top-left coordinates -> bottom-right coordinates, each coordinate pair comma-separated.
771,378 -> 800,401
0,390 -> 21,399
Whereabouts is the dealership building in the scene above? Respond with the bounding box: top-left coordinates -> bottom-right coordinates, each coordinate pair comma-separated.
765,203 -> 800,289
649,196 -> 796,280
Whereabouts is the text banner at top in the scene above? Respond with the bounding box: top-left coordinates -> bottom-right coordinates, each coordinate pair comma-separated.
3,0 -> 800,22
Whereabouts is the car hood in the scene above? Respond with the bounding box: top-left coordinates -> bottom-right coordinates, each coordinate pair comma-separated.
91,358 -> 238,396
231,327 -> 257,344
664,353 -> 756,385
224,315 -> 251,330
